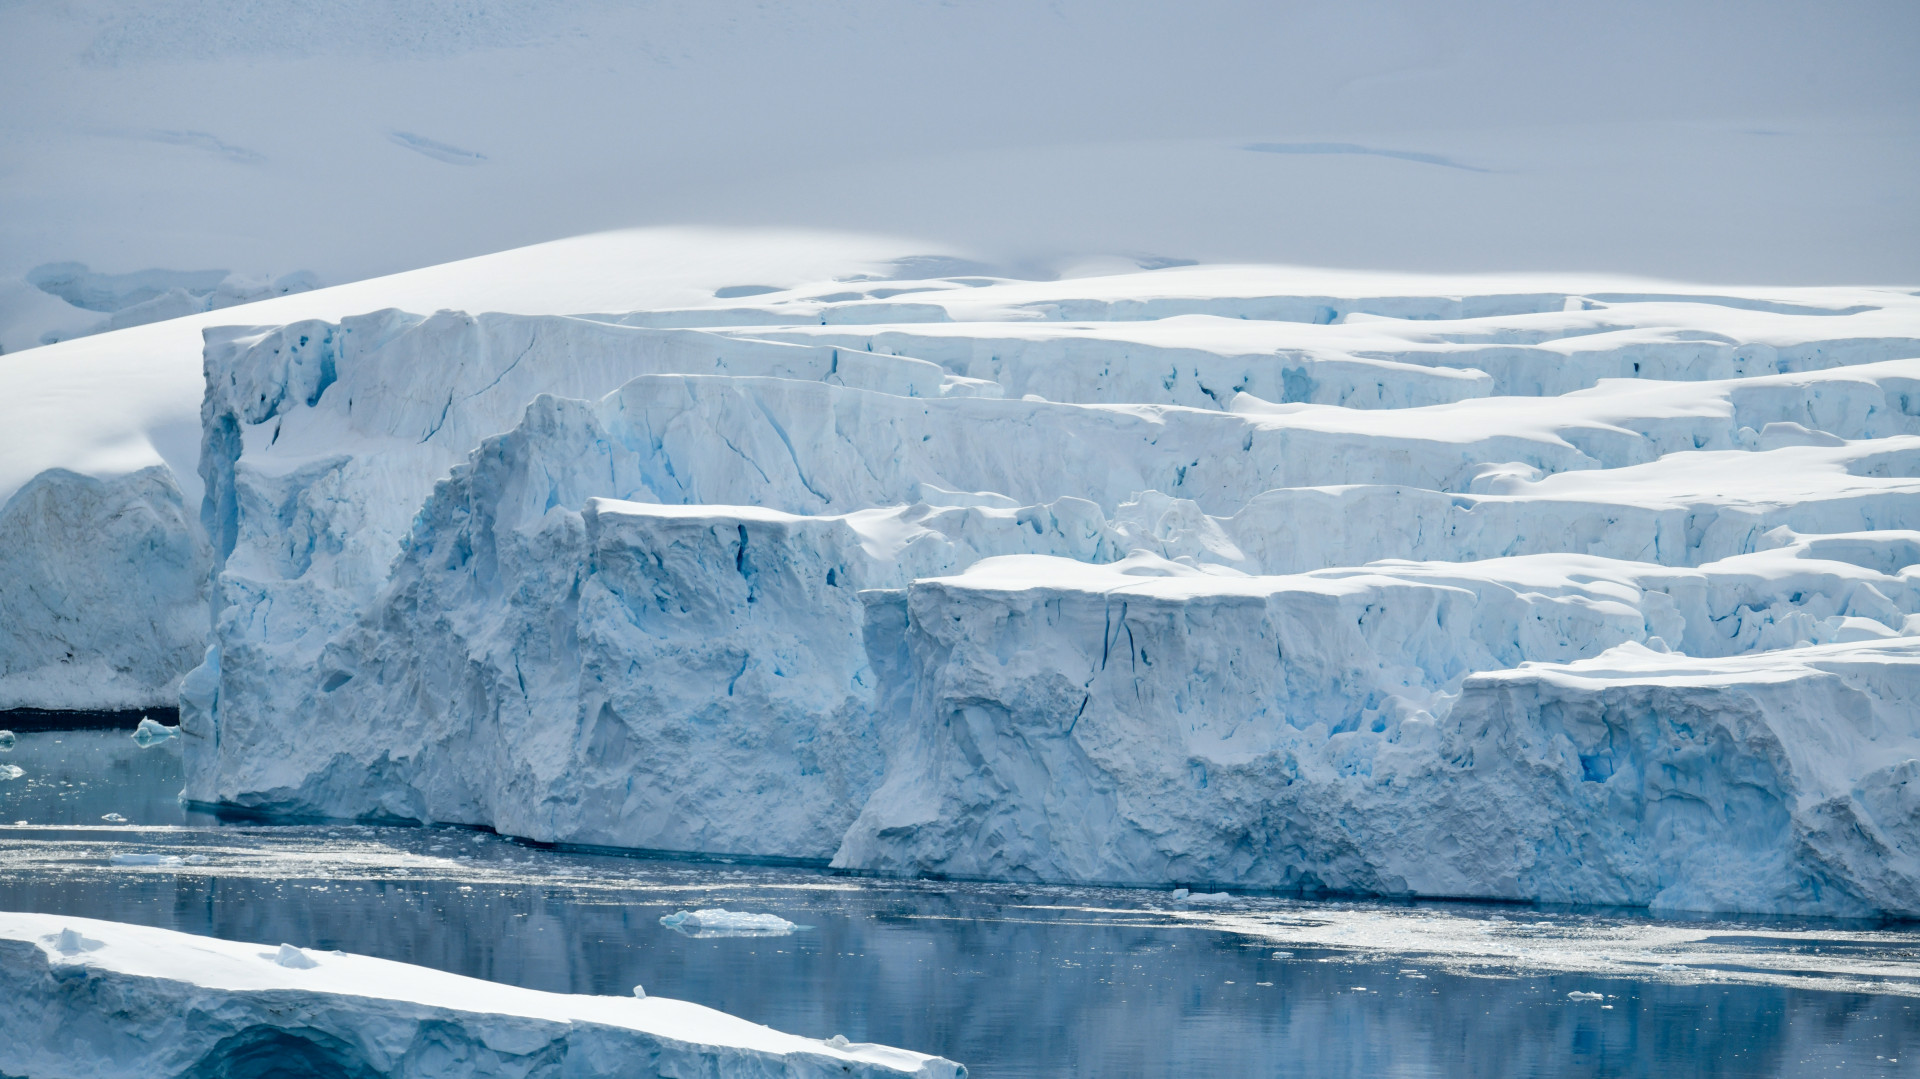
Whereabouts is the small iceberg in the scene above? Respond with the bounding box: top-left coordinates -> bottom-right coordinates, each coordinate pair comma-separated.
53,928 -> 104,954
132,717 -> 178,747
109,853 -> 183,867
0,729 -> 14,750
659,909 -> 798,937
272,944 -> 319,969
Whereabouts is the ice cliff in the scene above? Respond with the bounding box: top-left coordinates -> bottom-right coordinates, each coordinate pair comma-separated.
162,264 -> 1920,917
0,912 -> 960,1078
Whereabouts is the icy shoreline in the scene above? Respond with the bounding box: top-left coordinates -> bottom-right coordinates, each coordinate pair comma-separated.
0,911 -> 962,1079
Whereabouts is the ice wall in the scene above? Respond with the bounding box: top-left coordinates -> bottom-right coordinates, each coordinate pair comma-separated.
839,558 -> 1920,915
0,466 -> 209,712
180,273 -> 1920,914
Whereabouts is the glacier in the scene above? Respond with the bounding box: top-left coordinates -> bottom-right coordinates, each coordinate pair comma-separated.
0,911 -> 961,1078
143,249 -> 1920,918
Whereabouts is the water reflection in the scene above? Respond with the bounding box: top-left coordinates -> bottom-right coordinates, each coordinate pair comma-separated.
2,730 -> 1915,1077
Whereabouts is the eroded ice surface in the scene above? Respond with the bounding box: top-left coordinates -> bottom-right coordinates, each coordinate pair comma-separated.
151,248 -> 1920,917
2,233 -> 1918,912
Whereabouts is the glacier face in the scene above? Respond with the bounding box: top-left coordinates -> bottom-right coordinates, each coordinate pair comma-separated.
0,912 -> 960,1079
0,465 -> 209,712
841,557 -> 1920,914
178,267 -> 1920,915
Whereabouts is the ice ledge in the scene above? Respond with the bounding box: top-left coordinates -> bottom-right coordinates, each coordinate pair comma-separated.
0,912 -> 962,1079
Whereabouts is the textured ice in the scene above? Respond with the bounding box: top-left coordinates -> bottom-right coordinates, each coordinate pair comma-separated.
4,232 -> 1920,915
131,717 -> 178,747
0,912 -> 961,1079
155,252 -> 1920,916
660,910 -> 800,937
24,262 -> 321,347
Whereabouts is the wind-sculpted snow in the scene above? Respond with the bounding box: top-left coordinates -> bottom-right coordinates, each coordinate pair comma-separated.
0,912 -> 961,1079
156,261 -> 1920,915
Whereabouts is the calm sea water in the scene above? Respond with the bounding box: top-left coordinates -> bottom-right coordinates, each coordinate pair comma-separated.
1,729 -> 1915,1078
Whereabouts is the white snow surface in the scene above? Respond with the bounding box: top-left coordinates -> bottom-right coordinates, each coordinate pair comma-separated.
0,911 -> 961,1079
5,229 -> 1920,914
2,0 -> 1915,358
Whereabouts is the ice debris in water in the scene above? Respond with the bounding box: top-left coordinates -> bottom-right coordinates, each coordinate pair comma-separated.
1568,991 -> 1605,1001
1176,891 -> 1233,904
0,765 -> 22,781
0,729 -> 13,750
273,944 -> 319,969
109,853 -> 183,867
99,813 -> 127,822
54,928 -> 103,954
659,909 -> 798,936
132,717 -> 178,747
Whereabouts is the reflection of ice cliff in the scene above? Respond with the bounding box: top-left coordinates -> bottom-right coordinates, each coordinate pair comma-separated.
0,913 -> 958,1079
158,260 -> 1920,918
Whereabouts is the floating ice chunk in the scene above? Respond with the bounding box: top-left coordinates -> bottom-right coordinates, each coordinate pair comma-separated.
273,944 -> 319,969
659,909 -> 798,936
1170,888 -> 1189,900
1568,991 -> 1604,1001
1178,891 -> 1234,904
131,717 -> 178,747
631,984 -> 646,999
53,928 -> 103,954
0,730 -> 13,750
0,765 -> 21,781
1271,951 -> 1292,959
99,813 -> 127,822
109,853 -> 183,867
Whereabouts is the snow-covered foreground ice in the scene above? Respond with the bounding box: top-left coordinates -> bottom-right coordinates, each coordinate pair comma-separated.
0,911 -> 959,1079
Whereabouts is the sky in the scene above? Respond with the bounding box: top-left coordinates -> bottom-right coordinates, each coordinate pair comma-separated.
1,0 -> 1916,290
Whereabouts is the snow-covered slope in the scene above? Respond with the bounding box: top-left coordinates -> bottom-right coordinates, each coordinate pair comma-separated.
0,912 -> 961,1078
2,0 -> 1915,355
156,237 -> 1920,916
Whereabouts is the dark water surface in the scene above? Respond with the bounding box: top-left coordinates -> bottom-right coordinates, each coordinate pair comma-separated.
1,730 -> 1915,1078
